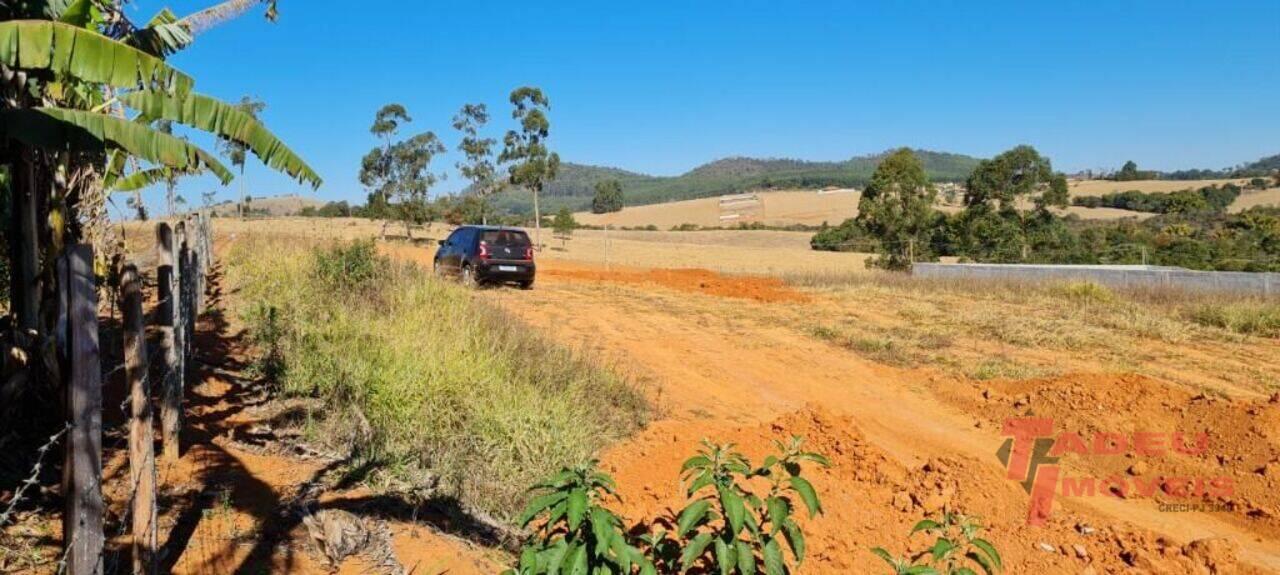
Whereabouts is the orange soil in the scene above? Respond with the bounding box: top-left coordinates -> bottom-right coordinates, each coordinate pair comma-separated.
543,266 -> 810,304
476,261 -> 1280,573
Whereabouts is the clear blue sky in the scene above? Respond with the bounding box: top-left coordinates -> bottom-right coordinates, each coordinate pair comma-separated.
128,0 -> 1280,212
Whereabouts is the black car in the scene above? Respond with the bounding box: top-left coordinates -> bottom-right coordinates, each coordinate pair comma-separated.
433,226 -> 536,289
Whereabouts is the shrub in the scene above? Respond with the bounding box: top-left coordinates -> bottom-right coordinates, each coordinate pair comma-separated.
662,438 -> 828,574
505,462 -> 652,575
311,239 -> 386,290
872,513 -> 1003,574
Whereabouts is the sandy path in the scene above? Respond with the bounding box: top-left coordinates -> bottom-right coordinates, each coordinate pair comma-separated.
466,257 -> 1280,573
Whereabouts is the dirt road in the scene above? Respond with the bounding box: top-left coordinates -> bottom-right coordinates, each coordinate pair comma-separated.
461,257 -> 1280,573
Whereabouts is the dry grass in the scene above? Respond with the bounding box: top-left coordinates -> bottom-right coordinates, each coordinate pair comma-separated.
785,273 -> 1280,392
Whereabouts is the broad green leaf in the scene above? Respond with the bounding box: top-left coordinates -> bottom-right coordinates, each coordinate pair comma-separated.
58,0 -> 96,26
929,537 -> 955,561
762,538 -> 785,575
681,455 -> 711,473
125,8 -> 194,57
765,497 -> 789,536
720,487 -> 746,536
110,166 -> 176,192
735,539 -> 757,575
970,538 -> 1002,570
680,532 -> 714,573
567,489 -> 588,532
910,519 -> 941,534
904,567 -> 940,575
869,547 -> 897,567
713,538 -> 736,575
567,543 -> 587,575
120,90 -> 322,188
0,108 -> 231,183
787,476 -> 822,516
676,500 -> 712,537
0,20 -> 191,94
687,473 -> 715,496
589,507 -> 615,557
781,519 -> 805,563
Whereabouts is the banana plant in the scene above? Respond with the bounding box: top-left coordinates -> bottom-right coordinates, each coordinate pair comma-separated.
0,0 -> 318,331
673,437 -> 829,575
506,461 -> 655,575
871,514 -> 1003,575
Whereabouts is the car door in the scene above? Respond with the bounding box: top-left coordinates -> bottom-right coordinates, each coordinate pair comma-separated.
438,229 -> 462,273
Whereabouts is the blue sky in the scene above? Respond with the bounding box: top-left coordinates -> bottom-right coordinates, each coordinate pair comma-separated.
126,0 -> 1280,213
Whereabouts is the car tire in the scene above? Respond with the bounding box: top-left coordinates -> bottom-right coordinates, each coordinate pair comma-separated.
433,261 -> 447,279
518,280 -> 534,290
460,264 -> 479,289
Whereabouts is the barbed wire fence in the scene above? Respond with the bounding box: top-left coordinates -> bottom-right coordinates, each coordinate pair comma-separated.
0,212 -> 214,575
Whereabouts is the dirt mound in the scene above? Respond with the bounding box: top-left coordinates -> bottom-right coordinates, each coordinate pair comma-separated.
544,266 -> 809,303
599,404 -> 1250,573
937,372 -> 1280,543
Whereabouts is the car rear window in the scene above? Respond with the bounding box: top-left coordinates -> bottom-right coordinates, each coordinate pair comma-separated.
480,230 -> 530,246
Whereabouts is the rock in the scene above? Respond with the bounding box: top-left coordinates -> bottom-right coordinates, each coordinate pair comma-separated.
1127,461 -> 1149,476
1076,523 -> 1096,536
1183,537 -> 1238,574
1037,541 -> 1056,553
1072,544 -> 1089,560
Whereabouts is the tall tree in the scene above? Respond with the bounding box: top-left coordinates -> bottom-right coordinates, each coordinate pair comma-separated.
856,148 -> 937,270
215,96 -> 266,217
591,179 -> 624,214
359,104 -> 446,238
452,103 -> 499,224
961,145 -> 1069,261
499,87 -> 559,248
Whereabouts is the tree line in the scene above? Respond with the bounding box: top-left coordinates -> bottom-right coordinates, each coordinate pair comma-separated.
812,147 -> 1280,272
1071,184 -> 1241,215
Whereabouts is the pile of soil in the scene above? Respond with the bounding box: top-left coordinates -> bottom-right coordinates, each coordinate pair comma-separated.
599,405 -> 1256,573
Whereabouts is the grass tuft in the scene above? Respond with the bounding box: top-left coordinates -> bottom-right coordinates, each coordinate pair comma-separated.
1189,302 -> 1280,338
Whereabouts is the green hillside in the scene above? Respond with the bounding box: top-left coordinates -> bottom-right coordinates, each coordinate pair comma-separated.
487,149 -> 982,215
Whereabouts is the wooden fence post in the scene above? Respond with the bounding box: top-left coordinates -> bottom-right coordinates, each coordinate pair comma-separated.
179,226 -> 193,362
121,263 -> 156,575
156,223 -> 183,461
62,244 -> 103,575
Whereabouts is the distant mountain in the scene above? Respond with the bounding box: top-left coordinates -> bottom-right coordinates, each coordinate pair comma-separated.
487,149 -> 983,215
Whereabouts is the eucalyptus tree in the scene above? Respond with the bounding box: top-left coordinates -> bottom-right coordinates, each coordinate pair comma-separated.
857,148 -> 937,270
499,86 -> 559,248
0,1 -> 321,336
960,145 -> 1069,261
359,104 -> 446,238
453,103 -> 499,224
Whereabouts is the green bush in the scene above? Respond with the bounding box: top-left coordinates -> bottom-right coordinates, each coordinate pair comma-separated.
873,514 -> 1002,575
228,237 -> 648,519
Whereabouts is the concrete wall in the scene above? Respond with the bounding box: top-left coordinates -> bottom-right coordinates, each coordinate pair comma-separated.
912,263 -> 1278,296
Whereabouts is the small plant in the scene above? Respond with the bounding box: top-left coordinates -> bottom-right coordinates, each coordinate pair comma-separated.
671,437 -> 829,574
872,513 -> 1002,575
505,461 -> 654,575
311,239 -> 386,289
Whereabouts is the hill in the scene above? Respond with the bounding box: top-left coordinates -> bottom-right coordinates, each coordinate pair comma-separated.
487,149 -> 982,215
208,194 -> 323,217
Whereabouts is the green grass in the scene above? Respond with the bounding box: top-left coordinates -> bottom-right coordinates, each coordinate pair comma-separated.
1189,302 -> 1280,337
227,236 -> 648,519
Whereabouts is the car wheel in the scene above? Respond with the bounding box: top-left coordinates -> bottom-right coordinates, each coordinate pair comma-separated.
433,260 -> 447,279
460,265 -> 479,289
518,280 -> 534,290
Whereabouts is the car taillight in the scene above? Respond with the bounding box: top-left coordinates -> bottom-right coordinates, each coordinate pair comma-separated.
478,241 -> 490,260
524,246 -> 534,261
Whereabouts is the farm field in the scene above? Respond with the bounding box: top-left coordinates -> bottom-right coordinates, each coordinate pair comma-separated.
103,217 -> 1280,573
571,178 -> 1273,229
